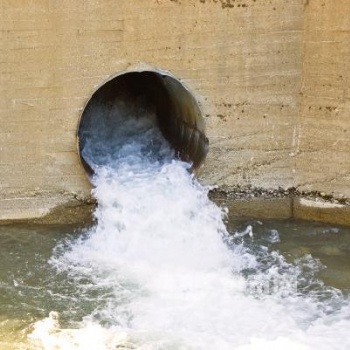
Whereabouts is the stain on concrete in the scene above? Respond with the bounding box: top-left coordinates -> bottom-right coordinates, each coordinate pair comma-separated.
197,0 -> 251,9
217,114 -> 227,121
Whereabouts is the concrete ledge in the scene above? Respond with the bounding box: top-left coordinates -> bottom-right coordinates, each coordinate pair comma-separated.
1,189 -> 350,227
212,196 -> 292,220
0,192 -> 95,225
293,198 -> 350,226
210,189 -> 350,226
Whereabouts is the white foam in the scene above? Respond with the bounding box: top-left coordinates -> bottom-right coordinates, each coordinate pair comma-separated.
30,114 -> 350,349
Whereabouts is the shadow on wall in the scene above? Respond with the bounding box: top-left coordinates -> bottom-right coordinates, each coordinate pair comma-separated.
77,71 -> 209,177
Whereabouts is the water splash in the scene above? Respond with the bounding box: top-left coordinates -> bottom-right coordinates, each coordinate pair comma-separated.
29,112 -> 350,349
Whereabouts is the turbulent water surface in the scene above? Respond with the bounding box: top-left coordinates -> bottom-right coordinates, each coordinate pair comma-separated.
1,112 -> 350,349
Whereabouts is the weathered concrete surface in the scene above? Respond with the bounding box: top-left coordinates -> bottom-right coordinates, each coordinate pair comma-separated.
296,0 -> 350,198
1,0 -> 350,224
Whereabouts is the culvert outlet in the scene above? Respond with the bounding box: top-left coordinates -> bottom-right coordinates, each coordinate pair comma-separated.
78,71 -> 209,176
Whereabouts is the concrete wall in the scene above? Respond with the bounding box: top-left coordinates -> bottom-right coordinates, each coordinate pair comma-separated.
1,0 -> 349,223
297,0 -> 350,197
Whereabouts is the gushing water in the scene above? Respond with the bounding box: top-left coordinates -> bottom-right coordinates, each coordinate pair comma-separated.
29,112 -> 350,349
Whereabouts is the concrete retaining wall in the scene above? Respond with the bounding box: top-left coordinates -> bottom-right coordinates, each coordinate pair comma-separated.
1,0 -> 350,223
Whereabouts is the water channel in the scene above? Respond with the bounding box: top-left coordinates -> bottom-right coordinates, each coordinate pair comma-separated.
1,111 -> 350,349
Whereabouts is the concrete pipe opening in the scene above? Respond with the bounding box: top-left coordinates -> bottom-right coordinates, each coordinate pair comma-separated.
78,71 -> 209,176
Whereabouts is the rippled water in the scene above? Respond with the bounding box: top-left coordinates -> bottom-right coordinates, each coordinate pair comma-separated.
1,219 -> 350,349
1,112 -> 350,349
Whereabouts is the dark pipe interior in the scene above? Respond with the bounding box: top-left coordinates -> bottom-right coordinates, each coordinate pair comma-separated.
78,71 -> 209,176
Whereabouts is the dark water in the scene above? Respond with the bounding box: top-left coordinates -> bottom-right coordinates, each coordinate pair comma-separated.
0,224 -> 83,349
228,219 -> 350,293
1,219 -> 350,349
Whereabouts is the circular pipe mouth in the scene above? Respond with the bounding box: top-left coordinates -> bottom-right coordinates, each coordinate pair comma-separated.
77,70 -> 209,177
